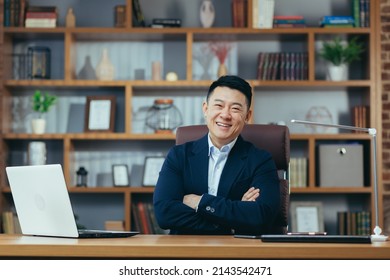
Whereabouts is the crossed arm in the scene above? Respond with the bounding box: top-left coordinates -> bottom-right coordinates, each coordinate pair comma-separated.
183,187 -> 260,210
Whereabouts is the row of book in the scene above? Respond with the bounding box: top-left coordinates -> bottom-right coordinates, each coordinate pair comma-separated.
257,52 -> 308,81
3,0 -> 26,27
352,0 -> 370,28
131,201 -> 167,234
3,1 -> 58,28
337,211 -> 371,235
1,211 -> 21,234
352,105 -> 370,132
290,157 -> 308,188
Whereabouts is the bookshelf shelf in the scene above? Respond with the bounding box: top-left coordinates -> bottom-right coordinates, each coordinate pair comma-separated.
0,0 -> 383,235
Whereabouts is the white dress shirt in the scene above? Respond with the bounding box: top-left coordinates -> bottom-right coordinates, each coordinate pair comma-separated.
207,134 -> 237,196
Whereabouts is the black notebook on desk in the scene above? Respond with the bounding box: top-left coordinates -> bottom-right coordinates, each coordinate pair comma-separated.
261,234 -> 371,244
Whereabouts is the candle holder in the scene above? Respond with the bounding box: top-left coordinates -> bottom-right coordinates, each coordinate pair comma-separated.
76,167 -> 88,187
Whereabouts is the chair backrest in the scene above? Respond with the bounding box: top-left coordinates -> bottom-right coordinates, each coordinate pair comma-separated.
175,124 -> 290,234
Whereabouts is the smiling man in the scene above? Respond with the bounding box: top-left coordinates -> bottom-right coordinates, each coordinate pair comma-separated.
153,75 -> 280,235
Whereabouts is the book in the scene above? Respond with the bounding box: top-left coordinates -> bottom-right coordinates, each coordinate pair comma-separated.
232,0 -> 247,28
152,18 -> 181,27
114,5 -> 126,27
26,5 -> 57,12
26,12 -> 57,19
273,15 -> 304,20
352,0 -> 360,27
322,24 -> 354,28
320,15 -> 354,25
132,0 -> 145,27
105,220 -> 125,231
25,18 -> 56,28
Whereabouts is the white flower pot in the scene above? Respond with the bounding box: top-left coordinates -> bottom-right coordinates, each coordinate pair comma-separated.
31,118 -> 46,134
326,63 -> 348,81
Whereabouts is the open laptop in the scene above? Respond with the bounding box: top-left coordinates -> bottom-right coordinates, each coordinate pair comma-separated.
5,164 -> 139,238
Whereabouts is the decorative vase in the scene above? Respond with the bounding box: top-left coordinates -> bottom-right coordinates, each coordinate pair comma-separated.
66,8 -> 76,27
31,118 -> 46,134
217,63 -> 227,77
326,63 -> 348,81
95,48 -> 115,81
200,0 -> 215,28
78,55 -> 96,80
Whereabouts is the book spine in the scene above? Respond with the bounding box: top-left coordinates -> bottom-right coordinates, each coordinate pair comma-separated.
25,18 -> 56,28
273,19 -> 305,24
26,12 -> 57,19
352,0 -> 360,27
26,5 -> 57,12
273,15 -> 304,20
4,0 -> 11,27
152,18 -> 181,25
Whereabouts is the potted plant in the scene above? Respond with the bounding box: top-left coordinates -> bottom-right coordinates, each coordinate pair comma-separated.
31,90 -> 57,134
319,36 -> 365,81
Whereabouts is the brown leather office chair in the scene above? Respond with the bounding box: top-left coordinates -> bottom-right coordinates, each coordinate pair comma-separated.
175,124 -> 290,234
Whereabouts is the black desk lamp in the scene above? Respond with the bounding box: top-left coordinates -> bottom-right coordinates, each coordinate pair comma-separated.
291,119 -> 388,242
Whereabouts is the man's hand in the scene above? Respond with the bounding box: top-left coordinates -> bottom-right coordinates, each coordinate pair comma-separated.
241,187 -> 260,201
183,194 -> 202,210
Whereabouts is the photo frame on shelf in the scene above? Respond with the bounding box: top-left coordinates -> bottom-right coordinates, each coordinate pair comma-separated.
85,96 -> 116,132
112,164 -> 130,187
290,201 -> 324,233
142,156 -> 165,186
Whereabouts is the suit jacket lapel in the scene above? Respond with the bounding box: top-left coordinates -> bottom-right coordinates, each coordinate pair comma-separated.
189,135 -> 209,194
217,136 -> 247,197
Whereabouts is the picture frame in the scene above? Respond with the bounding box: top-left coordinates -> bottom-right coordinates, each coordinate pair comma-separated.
85,96 -> 116,132
142,156 -> 165,186
290,201 -> 324,233
112,164 -> 130,187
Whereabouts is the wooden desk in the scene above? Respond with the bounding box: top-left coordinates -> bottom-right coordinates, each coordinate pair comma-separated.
0,234 -> 389,259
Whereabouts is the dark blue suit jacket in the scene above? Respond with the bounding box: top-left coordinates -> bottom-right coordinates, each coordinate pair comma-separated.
153,134 -> 280,235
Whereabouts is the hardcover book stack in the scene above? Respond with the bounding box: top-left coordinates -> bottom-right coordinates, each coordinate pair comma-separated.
337,211 -> 371,235
3,0 -> 26,27
273,15 -> 306,28
319,16 -> 354,28
25,6 -> 57,28
257,52 -> 308,81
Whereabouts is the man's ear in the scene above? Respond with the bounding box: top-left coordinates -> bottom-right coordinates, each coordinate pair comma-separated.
202,101 -> 208,115
245,109 -> 252,122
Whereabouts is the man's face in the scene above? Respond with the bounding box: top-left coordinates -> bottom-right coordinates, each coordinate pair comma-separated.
202,86 -> 252,149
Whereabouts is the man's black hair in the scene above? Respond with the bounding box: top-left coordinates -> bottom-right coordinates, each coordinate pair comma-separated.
206,75 -> 252,109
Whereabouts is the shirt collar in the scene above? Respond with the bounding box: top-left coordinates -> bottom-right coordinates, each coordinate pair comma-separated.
207,133 -> 238,156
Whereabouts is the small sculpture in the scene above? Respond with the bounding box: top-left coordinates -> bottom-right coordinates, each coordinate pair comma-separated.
200,0 -> 215,28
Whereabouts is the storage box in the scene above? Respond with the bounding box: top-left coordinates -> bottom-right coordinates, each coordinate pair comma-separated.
318,144 -> 364,187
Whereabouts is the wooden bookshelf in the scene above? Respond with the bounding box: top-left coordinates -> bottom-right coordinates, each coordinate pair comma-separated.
0,0 -> 384,234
